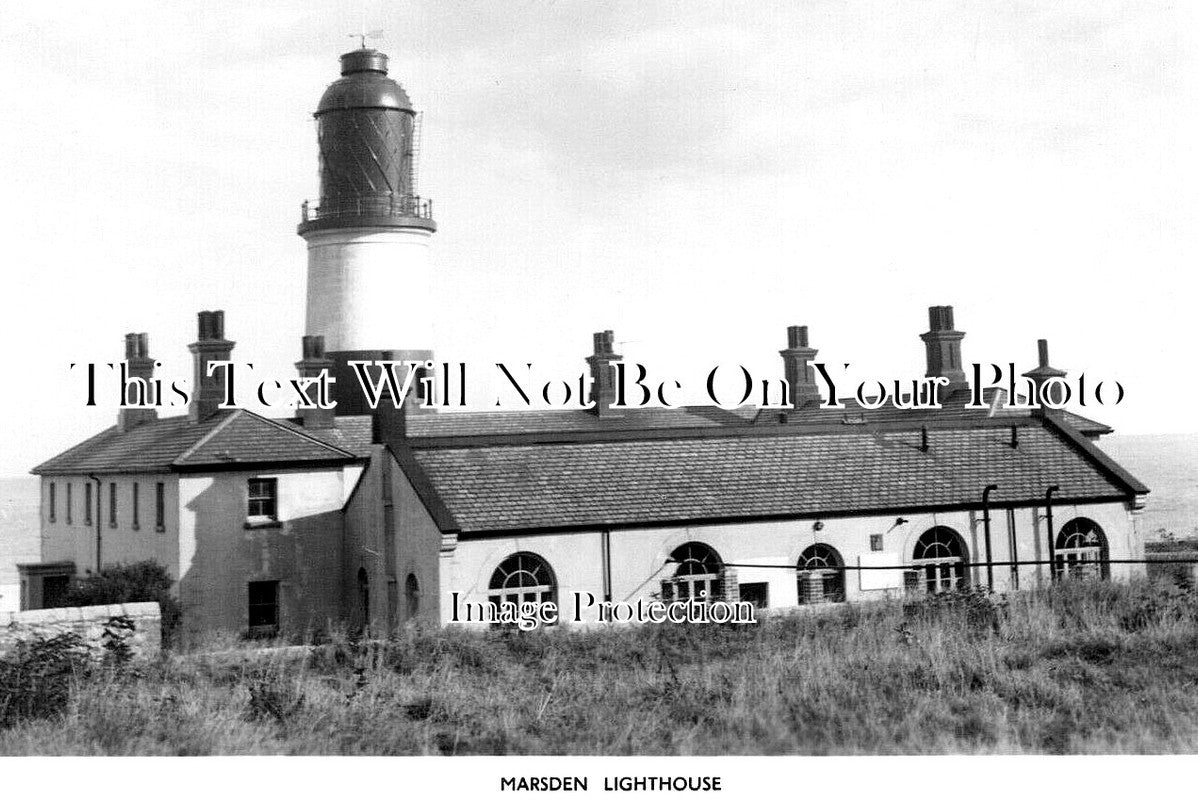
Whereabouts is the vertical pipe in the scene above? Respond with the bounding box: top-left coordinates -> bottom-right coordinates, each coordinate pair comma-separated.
1007,508 -> 1020,590
1045,485 -> 1060,582
982,484 -> 998,590
89,474 -> 102,572
601,530 -> 612,603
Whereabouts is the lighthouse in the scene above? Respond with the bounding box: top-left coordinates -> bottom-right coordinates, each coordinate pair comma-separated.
298,46 -> 436,415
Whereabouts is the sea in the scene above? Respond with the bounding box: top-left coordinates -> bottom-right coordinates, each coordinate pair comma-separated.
0,432 -> 1195,613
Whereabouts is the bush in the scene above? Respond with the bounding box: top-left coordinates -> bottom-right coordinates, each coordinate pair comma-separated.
0,633 -> 90,729
67,561 -> 181,649
902,585 -> 1009,634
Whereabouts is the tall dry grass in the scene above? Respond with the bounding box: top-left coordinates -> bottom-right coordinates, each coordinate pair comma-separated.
3,579 -> 1198,755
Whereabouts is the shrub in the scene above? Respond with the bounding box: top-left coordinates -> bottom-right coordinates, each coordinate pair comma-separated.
0,633 -> 90,729
902,585 -> 1008,634
245,669 -> 305,723
67,561 -> 181,648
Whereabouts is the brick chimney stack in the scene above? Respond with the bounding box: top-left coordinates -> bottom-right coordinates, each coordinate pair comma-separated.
1022,338 -> 1067,415
586,330 -> 623,417
295,334 -> 335,429
920,305 -> 969,398
117,332 -> 157,432
188,310 -> 234,423
779,325 -> 821,408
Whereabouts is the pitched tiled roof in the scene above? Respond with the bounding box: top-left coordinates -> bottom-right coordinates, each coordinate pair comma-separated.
175,412 -> 360,468
409,419 -> 1142,534
404,406 -> 745,437
751,394 -> 1113,436
32,411 -> 361,475
32,415 -> 227,475
300,415 -> 376,457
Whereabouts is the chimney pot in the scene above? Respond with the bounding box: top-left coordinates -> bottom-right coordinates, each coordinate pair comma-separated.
787,325 -> 810,349
197,310 -> 227,341
928,305 -> 956,332
1038,339 -> 1050,368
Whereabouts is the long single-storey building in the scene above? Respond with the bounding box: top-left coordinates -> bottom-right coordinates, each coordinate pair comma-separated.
23,46 -> 1149,640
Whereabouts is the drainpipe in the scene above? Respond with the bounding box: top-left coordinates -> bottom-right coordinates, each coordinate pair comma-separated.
601,530 -> 612,603
1008,509 -> 1019,590
982,484 -> 998,591
88,474 -> 102,572
1045,485 -> 1060,582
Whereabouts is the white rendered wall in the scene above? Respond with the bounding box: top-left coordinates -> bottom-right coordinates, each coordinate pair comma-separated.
303,226 -> 435,353
176,466 -> 356,637
441,500 -> 1142,627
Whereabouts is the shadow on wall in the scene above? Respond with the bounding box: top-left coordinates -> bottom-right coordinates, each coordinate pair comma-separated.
180,478 -> 345,645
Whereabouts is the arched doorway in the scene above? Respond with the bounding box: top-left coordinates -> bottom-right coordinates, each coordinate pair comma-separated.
1055,518 -> 1109,580
912,526 -> 969,594
663,542 -> 723,602
796,543 -> 846,604
405,573 -> 420,620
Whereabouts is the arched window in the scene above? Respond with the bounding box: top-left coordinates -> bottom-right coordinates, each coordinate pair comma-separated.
796,544 -> 845,604
1055,518 -> 1109,580
405,573 -> 420,619
912,526 -> 969,594
662,542 -> 723,603
488,552 -> 557,609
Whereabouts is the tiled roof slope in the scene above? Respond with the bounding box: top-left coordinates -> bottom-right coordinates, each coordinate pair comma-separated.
752,398 -> 1112,436
410,421 -> 1140,534
393,398 -> 1111,442
404,406 -> 746,437
299,415 -> 375,457
175,412 -> 360,468
32,415 -> 226,474
32,411 -> 360,475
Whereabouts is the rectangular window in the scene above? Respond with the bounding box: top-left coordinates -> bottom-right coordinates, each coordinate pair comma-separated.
248,580 -> 279,635
48,482 -> 56,523
108,482 -> 117,528
84,483 -> 93,525
247,478 -> 278,520
132,483 -> 140,530
739,582 -> 769,609
155,482 -> 165,531
66,483 -> 72,525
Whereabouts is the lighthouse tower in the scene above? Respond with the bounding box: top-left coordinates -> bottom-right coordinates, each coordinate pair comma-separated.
298,47 -> 436,415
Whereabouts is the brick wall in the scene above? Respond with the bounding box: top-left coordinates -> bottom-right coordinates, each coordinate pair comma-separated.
0,602 -> 161,661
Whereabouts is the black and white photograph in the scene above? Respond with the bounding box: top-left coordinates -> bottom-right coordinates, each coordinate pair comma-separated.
1,0 -> 1196,792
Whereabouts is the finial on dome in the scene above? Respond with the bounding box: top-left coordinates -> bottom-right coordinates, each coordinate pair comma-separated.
348,27 -> 384,50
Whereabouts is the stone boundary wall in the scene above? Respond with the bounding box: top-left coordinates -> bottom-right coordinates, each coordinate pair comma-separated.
0,602 -> 161,661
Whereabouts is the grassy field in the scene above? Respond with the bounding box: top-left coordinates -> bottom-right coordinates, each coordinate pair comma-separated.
3,579 -> 1198,755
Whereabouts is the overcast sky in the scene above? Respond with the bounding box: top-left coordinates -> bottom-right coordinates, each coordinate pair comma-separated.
0,1 -> 1195,476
